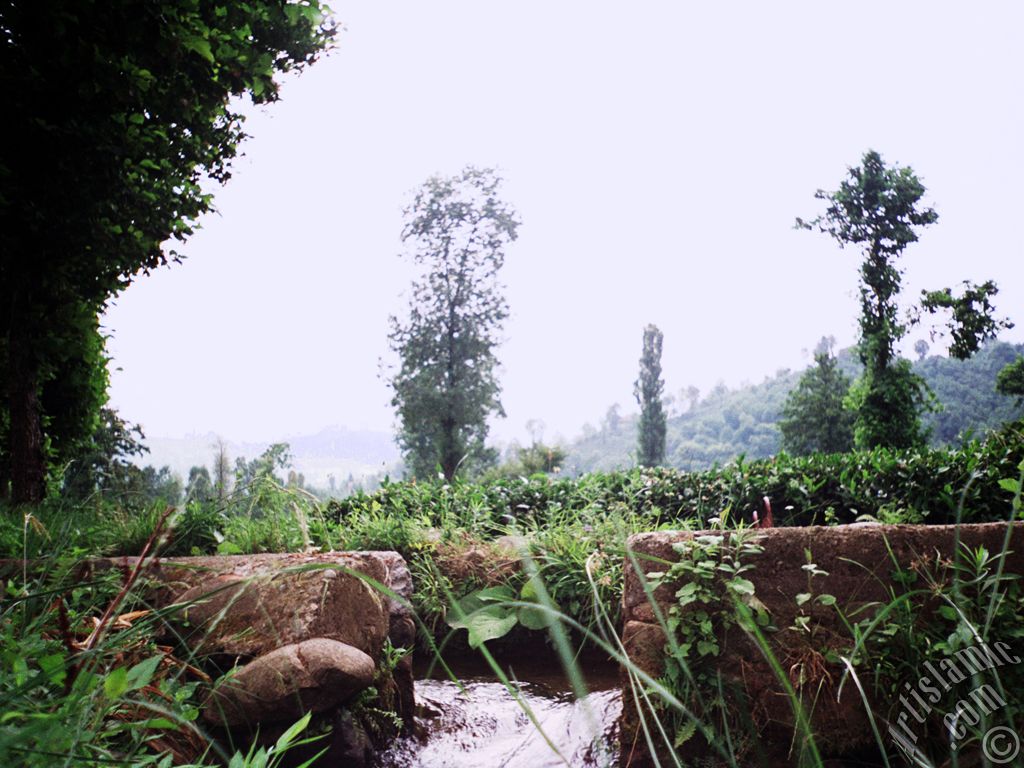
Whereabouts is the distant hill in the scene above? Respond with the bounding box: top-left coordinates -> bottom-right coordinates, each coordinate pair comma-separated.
142,426 -> 400,490
563,341 -> 1024,475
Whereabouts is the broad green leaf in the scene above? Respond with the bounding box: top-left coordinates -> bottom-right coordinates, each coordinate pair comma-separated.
518,604 -> 555,630
127,655 -> 162,691
104,667 -> 129,699
452,605 -> 518,648
728,578 -> 755,596
475,585 -> 516,603
999,478 -> 1021,494
39,654 -> 66,685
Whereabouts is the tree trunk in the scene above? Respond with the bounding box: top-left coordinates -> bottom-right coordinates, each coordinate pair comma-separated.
8,325 -> 45,504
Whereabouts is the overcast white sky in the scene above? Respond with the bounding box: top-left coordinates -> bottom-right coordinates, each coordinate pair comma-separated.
104,1 -> 1024,446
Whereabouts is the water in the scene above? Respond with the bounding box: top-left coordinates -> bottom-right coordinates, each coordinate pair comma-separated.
377,662 -> 622,768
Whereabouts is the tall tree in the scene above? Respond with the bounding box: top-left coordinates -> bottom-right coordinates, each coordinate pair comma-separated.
213,438 -> 232,501
1,1 -> 335,503
778,337 -> 855,456
387,167 -> 520,481
634,324 -> 667,467
797,150 -> 1008,449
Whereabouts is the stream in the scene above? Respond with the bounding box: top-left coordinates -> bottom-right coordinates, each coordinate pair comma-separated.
377,658 -> 622,768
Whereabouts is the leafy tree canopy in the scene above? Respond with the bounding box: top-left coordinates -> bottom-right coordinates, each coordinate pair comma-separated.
997,356 -> 1024,406
1,0 -> 336,502
797,150 -> 1009,449
387,167 -> 520,481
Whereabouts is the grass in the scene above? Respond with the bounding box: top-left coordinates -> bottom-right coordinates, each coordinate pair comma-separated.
2,428 -> 1023,766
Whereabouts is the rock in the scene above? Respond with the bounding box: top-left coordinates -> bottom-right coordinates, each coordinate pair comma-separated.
167,555 -> 391,661
203,638 -> 375,726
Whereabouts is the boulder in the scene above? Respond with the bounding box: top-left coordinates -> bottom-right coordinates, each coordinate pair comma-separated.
203,638 -> 375,726
161,553 -> 391,661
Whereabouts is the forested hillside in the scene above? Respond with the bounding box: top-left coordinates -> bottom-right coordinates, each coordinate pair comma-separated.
564,341 -> 1024,474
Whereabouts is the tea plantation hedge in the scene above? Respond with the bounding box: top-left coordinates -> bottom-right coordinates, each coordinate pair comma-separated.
327,420 -> 1024,529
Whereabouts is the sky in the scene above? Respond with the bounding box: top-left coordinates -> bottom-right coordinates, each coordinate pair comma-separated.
104,1 -> 1024,448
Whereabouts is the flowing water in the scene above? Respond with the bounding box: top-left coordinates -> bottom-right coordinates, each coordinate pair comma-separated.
377,659 -> 622,768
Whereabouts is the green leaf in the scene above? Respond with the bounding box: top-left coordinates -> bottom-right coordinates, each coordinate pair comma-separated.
183,36 -> 215,63
815,594 -> 837,606
104,667 -> 129,699
696,640 -> 719,657
475,585 -> 516,603
999,478 -> 1022,494
674,718 -> 697,747
127,655 -> 162,691
275,712 -> 312,753
728,578 -> 755,596
39,654 -> 66,685
450,605 -> 518,648
795,592 -> 812,606
518,604 -> 555,630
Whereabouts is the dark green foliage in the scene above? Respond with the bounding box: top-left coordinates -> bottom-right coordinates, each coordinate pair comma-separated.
234,442 -> 292,489
778,338 -> 854,456
387,167 -> 520,481
797,150 -> 1010,452
919,280 -> 1013,359
1,0 -> 335,502
484,441 -> 567,480
186,465 -> 215,503
849,357 -> 933,450
61,408 -> 148,499
797,149 -> 938,449
919,342 -> 1024,443
330,420 -> 1024,531
634,324 -> 667,467
997,356 -> 1024,405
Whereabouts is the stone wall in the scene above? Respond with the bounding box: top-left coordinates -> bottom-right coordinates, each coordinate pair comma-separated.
619,522 -> 1024,767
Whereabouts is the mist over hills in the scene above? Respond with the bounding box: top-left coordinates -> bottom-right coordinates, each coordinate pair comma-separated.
140,342 -> 1024,488
143,425 -> 400,489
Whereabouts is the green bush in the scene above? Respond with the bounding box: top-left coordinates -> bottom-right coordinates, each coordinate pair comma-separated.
328,420 -> 1024,529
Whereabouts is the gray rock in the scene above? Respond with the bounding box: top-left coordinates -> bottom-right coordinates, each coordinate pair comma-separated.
203,637 -> 375,726
168,555 -> 391,660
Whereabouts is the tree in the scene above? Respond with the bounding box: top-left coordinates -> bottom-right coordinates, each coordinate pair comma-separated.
386,167 -> 520,481
682,386 -> 701,412
1,2 -> 335,503
61,407 -> 149,500
914,339 -> 930,361
778,337 -> 855,455
212,438 -> 232,501
997,357 -> 1024,406
797,150 -> 1008,449
186,466 -> 214,503
603,404 -> 622,437
634,324 -> 667,467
